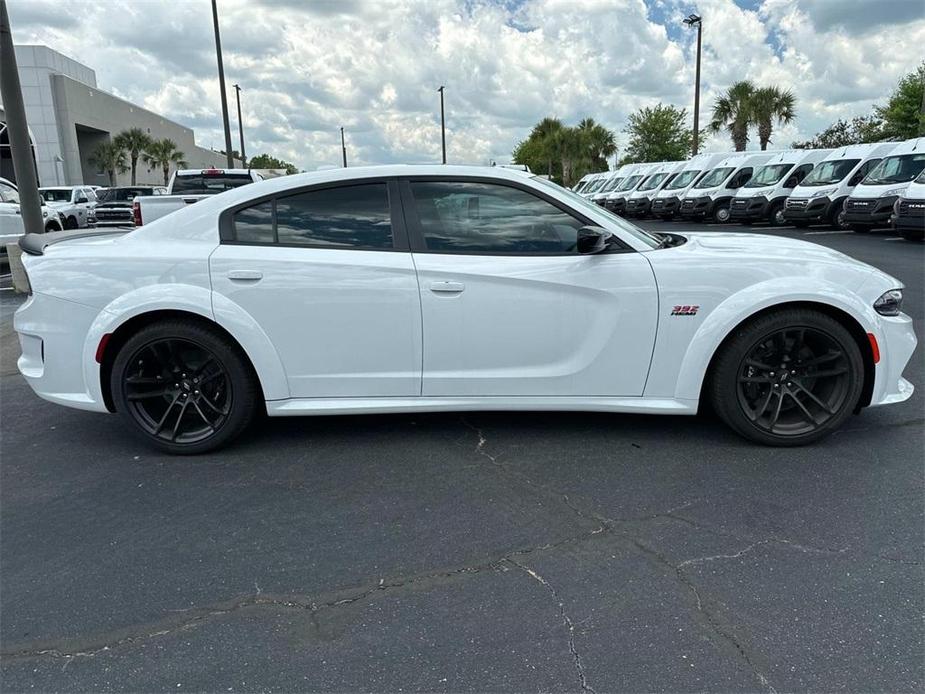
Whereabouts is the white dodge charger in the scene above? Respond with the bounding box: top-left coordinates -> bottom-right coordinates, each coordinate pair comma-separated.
14,165 -> 917,453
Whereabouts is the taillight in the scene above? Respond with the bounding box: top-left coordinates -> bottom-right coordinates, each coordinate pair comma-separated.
132,201 -> 142,226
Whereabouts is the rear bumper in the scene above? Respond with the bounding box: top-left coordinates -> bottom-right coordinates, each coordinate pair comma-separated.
729,196 -> 770,221
843,196 -> 897,226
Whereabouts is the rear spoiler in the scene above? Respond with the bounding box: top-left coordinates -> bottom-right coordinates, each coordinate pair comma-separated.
19,228 -> 128,256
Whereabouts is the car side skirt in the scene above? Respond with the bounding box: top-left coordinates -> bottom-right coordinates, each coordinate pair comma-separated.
265,396 -> 699,417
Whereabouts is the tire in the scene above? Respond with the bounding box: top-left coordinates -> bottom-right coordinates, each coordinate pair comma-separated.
65,216 -> 78,230
709,308 -> 864,446
44,221 -> 61,232
110,319 -> 259,454
767,202 -> 786,227
900,227 -> 924,241
829,201 -> 847,230
713,204 -> 731,224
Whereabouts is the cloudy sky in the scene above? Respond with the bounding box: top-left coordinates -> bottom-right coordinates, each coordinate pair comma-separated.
9,0 -> 925,170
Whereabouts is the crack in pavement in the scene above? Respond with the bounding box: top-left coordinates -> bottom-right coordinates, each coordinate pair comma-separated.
507,558 -> 597,694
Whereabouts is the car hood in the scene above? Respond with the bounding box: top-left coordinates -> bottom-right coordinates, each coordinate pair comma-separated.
671,231 -> 872,269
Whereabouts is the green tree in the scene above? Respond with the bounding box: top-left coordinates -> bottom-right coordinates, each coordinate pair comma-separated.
621,103 -> 695,163
791,115 -> 882,149
248,153 -> 299,174
114,127 -> 153,185
513,117 -> 616,186
89,141 -> 128,186
874,61 -> 925,140
709,80 -> 755,151
142,138 -> 187,185
749,86 -> 796,150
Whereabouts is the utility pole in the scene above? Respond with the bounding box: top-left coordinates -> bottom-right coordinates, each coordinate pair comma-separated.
340,127 -> 347,167
684,13 -> 703,156
0,0 -> 43,234
211,0 -> 234,168
233,83 -> 246,165
437,86 -> 446,164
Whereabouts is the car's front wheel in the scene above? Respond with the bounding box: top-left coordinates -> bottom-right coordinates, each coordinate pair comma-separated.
713,203 -> 731,224
709,309 -> 864,446
111,319 -> 259,454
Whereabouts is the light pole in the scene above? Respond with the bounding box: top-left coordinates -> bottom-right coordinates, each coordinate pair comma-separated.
340,127 -> 347,167
211,0 -> 234,168
233,83 -> 246,165
437,85 -> 446,164
683,13 -> 702,156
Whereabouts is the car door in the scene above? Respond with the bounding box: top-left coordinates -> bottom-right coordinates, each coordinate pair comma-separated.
0,182 -> 25,239
209,179 -> 422,399
401,177 -> 659,397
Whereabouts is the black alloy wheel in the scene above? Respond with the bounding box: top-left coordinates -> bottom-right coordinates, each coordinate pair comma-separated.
112,320 -> 258,454
710,309 -> 863,445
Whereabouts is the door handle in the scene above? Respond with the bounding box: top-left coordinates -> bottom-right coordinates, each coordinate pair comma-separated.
429,281 -> 465,293
226,270 -> 263,281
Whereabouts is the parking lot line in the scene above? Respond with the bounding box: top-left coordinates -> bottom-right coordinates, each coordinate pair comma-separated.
804,230 -> 853,235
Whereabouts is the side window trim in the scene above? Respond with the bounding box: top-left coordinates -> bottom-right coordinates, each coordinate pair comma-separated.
398,175 -> 630,256
218,178 -> 409,252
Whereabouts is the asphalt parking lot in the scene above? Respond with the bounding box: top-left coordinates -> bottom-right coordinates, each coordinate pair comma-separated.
1,222 -> 922,693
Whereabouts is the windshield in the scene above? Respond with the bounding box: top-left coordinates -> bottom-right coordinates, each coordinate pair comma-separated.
583,178 -> 606,194
39,189 -> 72,203
97,187 -> 156,202
532,176 -> 660,249
573,180 -> 589,192
171,173 -> 254,195
694,167 -> 734,189
638,172 -> 668,192
917,169 -> 925,184
616,174 -> 643,192
600,176 -> 624,193
744,163 -> 794,188
862,153 -> 925,185
665,169 -> 700,190
800,159 -> 861,186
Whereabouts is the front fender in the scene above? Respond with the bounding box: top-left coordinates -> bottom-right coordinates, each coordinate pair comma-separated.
83,284 -> 289,405
663,278 -> 881,402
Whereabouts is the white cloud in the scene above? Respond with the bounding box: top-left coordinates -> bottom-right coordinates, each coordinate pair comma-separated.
7,0 -> 924,169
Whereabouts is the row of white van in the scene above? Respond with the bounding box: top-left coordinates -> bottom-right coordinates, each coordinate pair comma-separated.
571,138 -> 925,240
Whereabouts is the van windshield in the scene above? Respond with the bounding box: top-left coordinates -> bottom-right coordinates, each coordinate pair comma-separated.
573,180 -> 590,192
694,167 -> 734,189
917,169 -> 925,184
800,159 -> 861,186
617,174 -> 643,192
638,172 -> 668,191
744,163 -> 793,187
862,153 -> 925,185
584,178 -> 606,194
601,177 -> 624,193
665,169 -> 699,190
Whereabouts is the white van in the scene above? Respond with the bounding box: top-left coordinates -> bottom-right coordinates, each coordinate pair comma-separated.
784,142 -> 897,229
679,152 -> 780,223
651,153 -> 730,219
604,162 -> 657,215
578,172 -> 609,198
589,165 -> 633,206
729,149 -> 832,226
624,161 -> 685,217
844,137 -> 925,231
572,173 -> 596,193
891,168 -> 925,241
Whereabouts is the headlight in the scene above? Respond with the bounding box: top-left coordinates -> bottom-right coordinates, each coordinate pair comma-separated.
881,187 -> 905,198
810,188 -> 835,198
42,209 -> 49,218
874,289 -> 904,316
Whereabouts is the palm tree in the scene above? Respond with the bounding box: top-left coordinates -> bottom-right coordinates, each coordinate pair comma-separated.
89,141 -> 128,186
143,138 -> 188,185
750,86 -> 796,150
709,80 -> 755,151
114,128 -> 153,185
530,117 -> 564,178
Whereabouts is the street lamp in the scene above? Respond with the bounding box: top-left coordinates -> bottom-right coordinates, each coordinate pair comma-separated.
233,83 -> 246,165
437,86 -> 446,164
211,0 -> 234,168
683,13 -> 702,156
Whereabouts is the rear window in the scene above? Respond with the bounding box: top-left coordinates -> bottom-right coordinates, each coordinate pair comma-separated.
172,173 -> 254,195
98,188 -> 156,202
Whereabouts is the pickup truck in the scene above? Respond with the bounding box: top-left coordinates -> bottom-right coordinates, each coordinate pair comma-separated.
132,168 -> 262,226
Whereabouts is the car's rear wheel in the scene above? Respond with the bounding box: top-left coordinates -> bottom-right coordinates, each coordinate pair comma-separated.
709,309 -> 864,446
111,320 -> 258,454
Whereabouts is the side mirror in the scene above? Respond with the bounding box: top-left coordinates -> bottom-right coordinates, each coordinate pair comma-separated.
76,197 -> 89,204
577,226 -> 615,254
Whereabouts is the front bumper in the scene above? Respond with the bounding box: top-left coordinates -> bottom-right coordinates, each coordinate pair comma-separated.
843,196 -> 898,227
624,197 -> 652,217
729,196 -> 770,221
784,196 -> 836,223
891,199 -> 925,234
678,196 -> 714,219
604,197 -> 629,214
870,313 -> 918,408
651,196 -> 680,217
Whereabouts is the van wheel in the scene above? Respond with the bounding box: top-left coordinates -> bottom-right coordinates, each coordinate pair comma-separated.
44,220 -> 62,233
709,308 -> 863,446
767,202 -> 786,227
830,201 -> 848,230
111,320 -> 259,454
900,228 -> 924,241
713,204 -> 731,224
